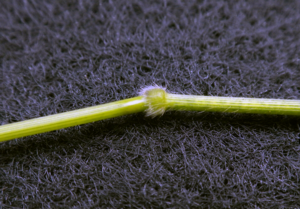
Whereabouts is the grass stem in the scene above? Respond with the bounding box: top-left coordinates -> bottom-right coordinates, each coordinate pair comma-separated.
1,86 -> 300,142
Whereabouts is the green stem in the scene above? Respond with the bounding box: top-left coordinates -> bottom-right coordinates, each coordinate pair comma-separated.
166,94 -> 300,115
0,96 -> 146,142
1,86 -> 300,143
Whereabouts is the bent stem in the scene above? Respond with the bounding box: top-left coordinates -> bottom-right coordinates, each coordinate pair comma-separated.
1,86 -> 300,142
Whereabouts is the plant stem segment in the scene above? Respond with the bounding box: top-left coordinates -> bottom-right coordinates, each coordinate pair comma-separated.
1,86 -> 300,142
0,96 -> 146,142
166,94 -> 300,115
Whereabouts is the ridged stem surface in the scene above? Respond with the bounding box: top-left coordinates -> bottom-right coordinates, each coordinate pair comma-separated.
166,94 -> 300,115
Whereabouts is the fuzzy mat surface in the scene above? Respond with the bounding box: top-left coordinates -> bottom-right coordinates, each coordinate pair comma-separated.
1,0 -> 300,208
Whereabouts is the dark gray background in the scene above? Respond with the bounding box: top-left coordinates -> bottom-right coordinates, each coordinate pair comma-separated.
1,0 -> 300,208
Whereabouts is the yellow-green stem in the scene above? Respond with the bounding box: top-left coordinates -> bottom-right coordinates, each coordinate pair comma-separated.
1,86 -> 300,143
0,96 -> 146,142
166,94 -> 300,115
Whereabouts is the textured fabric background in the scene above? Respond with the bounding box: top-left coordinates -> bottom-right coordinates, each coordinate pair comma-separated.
1,0 -> 300,208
